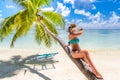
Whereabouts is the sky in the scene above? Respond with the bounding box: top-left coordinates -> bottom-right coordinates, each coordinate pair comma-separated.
0,0 -> 120,29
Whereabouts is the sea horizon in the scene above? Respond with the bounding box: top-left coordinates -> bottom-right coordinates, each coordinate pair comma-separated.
0,29 -> 120,51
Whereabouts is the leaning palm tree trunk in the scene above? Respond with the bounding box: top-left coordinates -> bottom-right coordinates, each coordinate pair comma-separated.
39,21 -> 102,80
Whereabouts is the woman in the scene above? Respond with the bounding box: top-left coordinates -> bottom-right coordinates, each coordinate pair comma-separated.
66,23 -> 103,79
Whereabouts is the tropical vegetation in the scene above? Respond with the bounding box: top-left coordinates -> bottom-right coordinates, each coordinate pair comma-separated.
0,0 -> 64,47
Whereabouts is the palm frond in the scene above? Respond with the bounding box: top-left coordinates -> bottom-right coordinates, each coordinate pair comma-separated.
42,11 -> 65,28
0,29 -> 1,39
9,0 -> 53,10
31,0 -> 53,8
0,12 -> 21,41
42,17 -> 58,35
35,22 -> 52,47
11,0 -> 27,8
27,0 -> 36,15
10,10 -> 35,47
35,23 -> 43,45
1,0 -> 63,48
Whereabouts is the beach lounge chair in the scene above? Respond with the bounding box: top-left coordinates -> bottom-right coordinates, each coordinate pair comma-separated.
34,52 -> 59,61
26,52 -> 59,70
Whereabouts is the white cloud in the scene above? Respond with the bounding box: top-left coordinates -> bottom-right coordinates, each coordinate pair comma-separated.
74,10 -> 102,24
74,0 -> 97,9
92,4 -> 96,9
71,19 -> 75,23
0,10 -> 4,24
108,11 -> 120,24
63,0 -> 75,8
76,19 -> 83,23
68,11 -> 120,29
88,12 -> 102,23
64,0 -> 95,4
74,9 -> 91,17
64,0 -> 97,9
71,20 -> 120,29
90,0 -> 94,2
41,7 -> 54,11
63,0 -> 75,4
56,2 -> 71,17
0,10 -> 2,17
90,0 -> 97,2
6,5 -> 15,8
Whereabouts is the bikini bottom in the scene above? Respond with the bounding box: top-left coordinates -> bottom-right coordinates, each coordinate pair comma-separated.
72,49 -> 80,52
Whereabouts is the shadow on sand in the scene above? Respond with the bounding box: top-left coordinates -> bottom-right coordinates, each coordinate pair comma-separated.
0,55 -> 58,80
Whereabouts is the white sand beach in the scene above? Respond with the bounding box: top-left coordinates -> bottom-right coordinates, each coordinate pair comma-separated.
0,47 -> 120,80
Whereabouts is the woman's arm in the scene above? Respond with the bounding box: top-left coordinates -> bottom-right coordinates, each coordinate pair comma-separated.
77,28 -> 83,31
72,28 -> 83,36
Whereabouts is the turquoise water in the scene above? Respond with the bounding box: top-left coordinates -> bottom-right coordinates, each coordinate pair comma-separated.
0,29 -> 120,51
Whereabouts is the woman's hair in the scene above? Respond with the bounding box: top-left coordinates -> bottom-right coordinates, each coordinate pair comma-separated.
68,23 -> 76,33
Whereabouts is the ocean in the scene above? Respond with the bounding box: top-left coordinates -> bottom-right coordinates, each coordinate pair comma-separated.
0,29 -> 120,51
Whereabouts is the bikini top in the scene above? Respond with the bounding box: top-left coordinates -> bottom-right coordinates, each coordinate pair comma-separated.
68,38 -> 80,45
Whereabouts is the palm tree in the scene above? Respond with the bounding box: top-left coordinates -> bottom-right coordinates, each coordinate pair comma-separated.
0,0 -> 65,48
0,0 -> 101,80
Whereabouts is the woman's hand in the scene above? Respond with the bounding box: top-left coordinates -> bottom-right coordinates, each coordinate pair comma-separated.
64,44 -> 69,47
78,28 -> 83,31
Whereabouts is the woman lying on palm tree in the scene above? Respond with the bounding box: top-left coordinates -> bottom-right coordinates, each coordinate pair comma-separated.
65,23 -> 103,79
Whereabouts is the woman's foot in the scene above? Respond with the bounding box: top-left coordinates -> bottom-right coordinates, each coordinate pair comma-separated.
95,73 -> 103,79
92,70 -> 103,79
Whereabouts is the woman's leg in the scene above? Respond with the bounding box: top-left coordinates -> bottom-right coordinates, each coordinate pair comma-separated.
71,50 -> 103,79
81,50 -> 103,78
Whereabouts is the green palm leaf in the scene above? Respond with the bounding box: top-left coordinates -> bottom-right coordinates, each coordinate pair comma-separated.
31,0 -> 54,8
10,10 -> 35,47
35,23 -> 52,47
0,0 -> 65,48
35,23 -> 44,45
42,17 -> 58,35
42,11 -> 65,28
0,12 -> 20,41
10,0 -> 27,8
10,0 -> 53,9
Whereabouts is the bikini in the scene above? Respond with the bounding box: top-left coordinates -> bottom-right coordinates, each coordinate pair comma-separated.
68,38 -> 80,52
